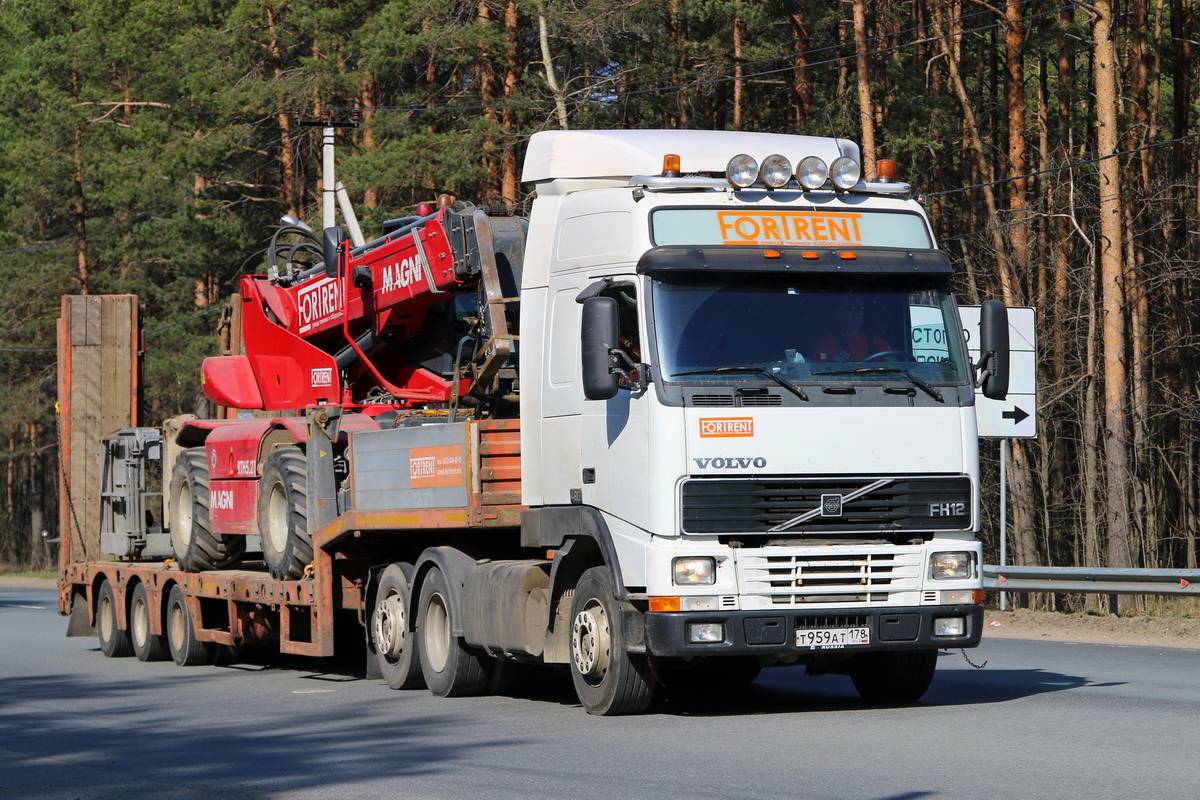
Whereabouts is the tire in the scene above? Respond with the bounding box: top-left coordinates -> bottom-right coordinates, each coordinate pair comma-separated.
417,566 -> 492,697
568,567 -> 654,715
850,649 -> 938,704
165,584 -> 215,666
96,579 -> 133,658
372,563 -> 425,690
169,447 -> 245,571
129,583 -> 168,662
258,447 -> 312,581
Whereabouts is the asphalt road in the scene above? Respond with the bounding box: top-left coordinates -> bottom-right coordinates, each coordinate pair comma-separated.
1,585 -> 1194,800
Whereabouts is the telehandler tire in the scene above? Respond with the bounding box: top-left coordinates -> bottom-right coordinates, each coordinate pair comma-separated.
169,447 -> 245,571
258,447 -> 312,581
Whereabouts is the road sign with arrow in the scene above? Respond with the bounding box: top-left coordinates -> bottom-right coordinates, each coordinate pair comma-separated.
959,306 -> 1038,439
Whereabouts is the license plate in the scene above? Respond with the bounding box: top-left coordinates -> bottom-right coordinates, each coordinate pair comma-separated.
795,627 -> 871,649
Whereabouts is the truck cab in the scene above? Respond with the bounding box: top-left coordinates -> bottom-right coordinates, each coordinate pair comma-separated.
517,130 -> 1004,703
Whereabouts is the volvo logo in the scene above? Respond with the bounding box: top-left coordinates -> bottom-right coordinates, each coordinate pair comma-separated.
820,494 -> 843,517
692,456 -> 767,470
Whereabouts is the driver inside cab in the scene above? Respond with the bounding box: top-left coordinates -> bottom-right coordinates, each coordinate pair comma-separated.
812,295 -> 893,362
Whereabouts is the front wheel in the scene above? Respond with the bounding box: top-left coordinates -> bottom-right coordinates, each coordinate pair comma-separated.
258,447 -> 312,581
569,567 -> 654,715
850,649 -> 938,703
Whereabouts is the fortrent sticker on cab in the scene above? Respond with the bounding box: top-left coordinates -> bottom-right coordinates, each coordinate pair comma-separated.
699,418 -> 755,438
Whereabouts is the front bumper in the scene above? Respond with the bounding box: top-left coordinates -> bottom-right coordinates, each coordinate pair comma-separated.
643,604 -> 982,657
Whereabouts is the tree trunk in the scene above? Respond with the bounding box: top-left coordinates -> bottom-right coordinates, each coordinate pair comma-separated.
851,0 -> 876,177
1093,0 -> 1136,600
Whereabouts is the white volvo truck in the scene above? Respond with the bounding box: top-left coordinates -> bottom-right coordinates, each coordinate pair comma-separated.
62,129 -> 1009,717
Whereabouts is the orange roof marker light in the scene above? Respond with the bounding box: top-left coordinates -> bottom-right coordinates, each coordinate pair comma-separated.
840,251 -> 858,260
763,250 -> 782,259
802,251 -> 821,259
662,153 -> 681,177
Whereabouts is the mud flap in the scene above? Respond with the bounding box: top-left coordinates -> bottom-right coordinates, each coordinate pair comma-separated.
65,590 -> 95,637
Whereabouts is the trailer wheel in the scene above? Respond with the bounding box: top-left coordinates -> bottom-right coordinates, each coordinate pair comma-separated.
372,563 -> 425,690
850,649 -> 938,704
258,447 -> 312,581
166,584 -> 214,666
569,567 -> 654,715
417,565 -> 492,696
96,579 -> 133,658
170,447 -> 245,571
129,583 -> 168,662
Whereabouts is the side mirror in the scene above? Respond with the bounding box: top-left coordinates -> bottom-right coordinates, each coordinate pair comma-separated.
581,297 -> 620,401
323,226 -> 346,278
977,299 -> 1009,400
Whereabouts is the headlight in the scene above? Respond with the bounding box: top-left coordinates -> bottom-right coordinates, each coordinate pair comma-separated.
830,156 -> 862,190
726,154 -> 759,188
759,154 -> 793,188
930,551 -> 975,580
796,156 -> 829,190
673,557 -> 716,585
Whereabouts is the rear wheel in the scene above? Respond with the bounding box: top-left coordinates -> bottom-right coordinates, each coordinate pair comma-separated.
258,447 -> 311,581
170,447 -> 245,571
417,566 -> 492,697
372,563 -> 425,690
850,649 -> 938,703
96,579 -> 133,658
569,567 -> 654,715
129,583 -> 168,662
166,584 -> 214,666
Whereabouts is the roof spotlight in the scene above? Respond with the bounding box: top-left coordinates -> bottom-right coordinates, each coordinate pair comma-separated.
760,154 -> 793,189
830,156 -> 862,191
726,154 -> 759,188
796,156 -> 829,190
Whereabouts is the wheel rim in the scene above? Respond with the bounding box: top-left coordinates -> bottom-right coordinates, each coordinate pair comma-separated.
98,592 -> 114,643
572,600 -> 611,684
168,599 -> 186,651
170,480 -> 193,555
264,481 -> 290,555
375,591 -> 406,660
423,592 -> 450,672
131,594 -> 148,648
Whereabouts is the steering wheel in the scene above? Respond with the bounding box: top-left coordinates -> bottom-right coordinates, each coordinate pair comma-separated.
862,350 -> 906,362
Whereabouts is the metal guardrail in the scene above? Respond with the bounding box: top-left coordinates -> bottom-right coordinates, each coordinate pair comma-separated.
983,565 -> 1200,596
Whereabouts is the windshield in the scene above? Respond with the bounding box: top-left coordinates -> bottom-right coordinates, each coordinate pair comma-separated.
652,271 -> 970,386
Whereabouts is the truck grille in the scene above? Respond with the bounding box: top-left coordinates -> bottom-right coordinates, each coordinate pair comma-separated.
736,548 -> 924,608
681,476 -> 970,536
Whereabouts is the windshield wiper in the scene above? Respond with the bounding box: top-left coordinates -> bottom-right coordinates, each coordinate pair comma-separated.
672,365 -> 809,401
815,367 -> 944,402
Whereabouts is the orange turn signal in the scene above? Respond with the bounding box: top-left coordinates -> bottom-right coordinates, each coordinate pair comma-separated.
648,596 -> 681,613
